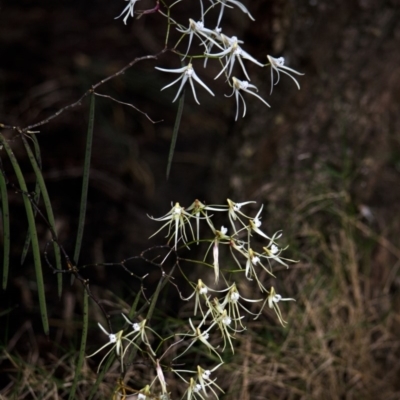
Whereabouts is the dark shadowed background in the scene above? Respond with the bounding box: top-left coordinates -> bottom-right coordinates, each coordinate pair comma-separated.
1,0 -> 400,399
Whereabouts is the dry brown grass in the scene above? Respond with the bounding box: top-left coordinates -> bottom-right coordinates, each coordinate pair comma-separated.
2,195 -> 400,400
220,197 -> 400,400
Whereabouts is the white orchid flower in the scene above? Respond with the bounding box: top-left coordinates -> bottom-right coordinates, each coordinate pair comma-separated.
115,0 -> 140,25
226,77 -> 270,121
227,198 -> 254,220
177,19 -> 220,59
267,286 -> 295,326
267,55 -> 304,94
86,323 -> 135,373
174,318 -> 222,362
248,204 -> 273,240
261,236 -> 297,269
196,363 -> 224,398
221,283 -> 262,329
155,63 -> 215,104
204,219 -> 230,283
148,202 -> 194,249
243,248 -> 275,292
121,315 -> 157,356
207,35 -> 263,81
214,0 -> 255,26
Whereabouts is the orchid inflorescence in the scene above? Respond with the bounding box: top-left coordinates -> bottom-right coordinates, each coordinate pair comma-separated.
85,2 -> 300,398
89,199 -> 296,399
115,0 -> 303,120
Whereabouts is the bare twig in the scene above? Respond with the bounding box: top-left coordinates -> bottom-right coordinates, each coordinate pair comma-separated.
0,50 -> 168,133
136,0 -> 161,17
94,92 -> 163,124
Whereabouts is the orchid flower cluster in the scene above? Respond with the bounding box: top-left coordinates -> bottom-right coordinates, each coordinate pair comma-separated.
88,199 -> 296,400
115,0 -> 303,120
85,2 -> 301,398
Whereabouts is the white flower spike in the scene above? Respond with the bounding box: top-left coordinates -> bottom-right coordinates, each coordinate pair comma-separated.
226,77 -> 270,121
155,63 -> 215,105
115,0 -> 140,25
267,55 -> 304,94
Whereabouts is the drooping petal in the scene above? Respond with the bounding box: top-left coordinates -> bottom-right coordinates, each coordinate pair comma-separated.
155,66 -> 188,74
191,70 -> 215,97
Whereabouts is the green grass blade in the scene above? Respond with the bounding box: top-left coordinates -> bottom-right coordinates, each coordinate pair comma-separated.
0,303 -> 18,318
31,134 -> 42,169
0,167 -> 10,290
0,134 -> 49,335
68,289 -> 89,400
21,135 -> 43,265
88,351 -> 116,400
166,88 -> 185,180
74,93 -> 95,266
21,134 -> 63,297
128,289 -> 142,320
20,175 -> 41,265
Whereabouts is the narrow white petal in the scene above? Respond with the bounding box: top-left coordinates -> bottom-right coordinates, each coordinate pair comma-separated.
206,47 -> 231,58
278,69 -> 302,90
160,75 -> 184,91
241,50 -> 264,67
115,5 -> 131,20
98,322 -> 109,336
236,56 -> 250,81
191,70 -> 215,96
234,90 -> 240,121
243,89 -> 271,108
239,91 -> 246,118
189,78 -> 200,105
155,66 -> 188,73
214,55 -> 231,80
278,65 -> 305,75
172,75 -> 188,102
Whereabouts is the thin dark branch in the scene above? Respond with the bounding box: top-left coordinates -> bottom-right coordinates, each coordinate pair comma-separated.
91,51 -> 167,91
0,50 -> 168,133
136,0 -> 160,16
94,92 -> 163,124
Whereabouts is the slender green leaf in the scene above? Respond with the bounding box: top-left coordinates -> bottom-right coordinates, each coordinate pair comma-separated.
21,134 -> 63,297
166,88 -> 185,180
88,351 -> 116,400
128,289 -> 142,320
0,134 -> 49,335
0,167 -> 10,290
21,133 -> 43,264
20,173 -> 41,265
21,134 -> 42,265
31,134 -> 42,169
0,303 -> 18,318
68,289 -> 89,400
74,93 -> 95,266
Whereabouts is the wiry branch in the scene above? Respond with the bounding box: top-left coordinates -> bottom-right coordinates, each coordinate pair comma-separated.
94,93 -> 163,124
0,50 -> 168,133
